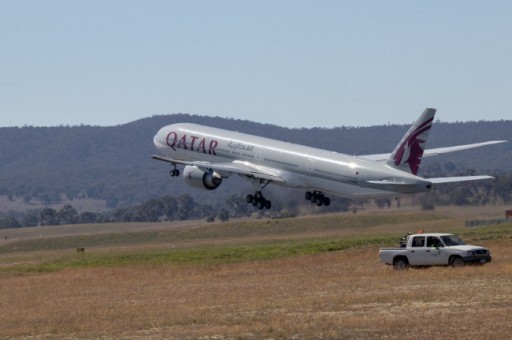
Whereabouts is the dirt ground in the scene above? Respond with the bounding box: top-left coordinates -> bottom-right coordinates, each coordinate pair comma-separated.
1,238 -> 511,339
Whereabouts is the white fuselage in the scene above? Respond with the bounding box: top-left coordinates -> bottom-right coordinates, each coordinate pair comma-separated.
153,123 -> 432,199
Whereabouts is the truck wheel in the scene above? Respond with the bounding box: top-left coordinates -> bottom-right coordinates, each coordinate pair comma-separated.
393,258 -> 409,270
450,256 -> 465,267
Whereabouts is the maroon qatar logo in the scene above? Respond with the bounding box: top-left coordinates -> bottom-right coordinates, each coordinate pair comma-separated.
393,117 -> 433,175
166,132 -> 218,155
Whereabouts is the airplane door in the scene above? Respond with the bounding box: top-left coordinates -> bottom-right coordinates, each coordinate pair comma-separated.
256,151 -> 262,162
307,159 -> 315,176
357,170 -> 366,187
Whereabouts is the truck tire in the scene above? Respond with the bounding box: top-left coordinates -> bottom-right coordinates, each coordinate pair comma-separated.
450,256 -> 465,267
393,257 -> 409,270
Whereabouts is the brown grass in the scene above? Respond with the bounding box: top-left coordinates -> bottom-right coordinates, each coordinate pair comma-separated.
1,239 -> 511,338
1,206 -> 512,339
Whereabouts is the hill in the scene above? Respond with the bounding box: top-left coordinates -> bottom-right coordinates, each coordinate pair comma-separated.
0,114 -> 511,209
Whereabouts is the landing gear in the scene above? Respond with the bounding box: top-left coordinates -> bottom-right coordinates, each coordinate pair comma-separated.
246,191 -> 272,210
169,164 -> 180,177
305,191 -> 331,207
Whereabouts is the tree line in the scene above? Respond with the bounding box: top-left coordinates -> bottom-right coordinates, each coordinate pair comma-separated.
2,169 -> 512,230
0,193 -> 299,229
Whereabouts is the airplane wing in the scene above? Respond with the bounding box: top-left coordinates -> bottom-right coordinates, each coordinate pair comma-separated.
360,140 -> 507,162
152,155 -> 286,182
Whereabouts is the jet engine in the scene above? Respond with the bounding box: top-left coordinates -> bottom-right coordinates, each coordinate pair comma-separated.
183,165 -> 223,190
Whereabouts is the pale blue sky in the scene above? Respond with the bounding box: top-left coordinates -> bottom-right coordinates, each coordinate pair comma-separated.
1,1 -> 511,128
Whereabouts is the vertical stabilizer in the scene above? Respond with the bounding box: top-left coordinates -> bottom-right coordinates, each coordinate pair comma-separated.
387,107 -> 436,175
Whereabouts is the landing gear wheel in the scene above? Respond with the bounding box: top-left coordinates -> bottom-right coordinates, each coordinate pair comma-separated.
265,200 -> 272,209
257,200 -> 265,210
247,191 -> 272,210
306,190 -> 331,207
170,169 -> 180,177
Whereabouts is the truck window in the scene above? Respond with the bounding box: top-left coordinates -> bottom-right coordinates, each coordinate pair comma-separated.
412,236 -> 425,247
440,235 -> 465,246
427,236 -> 442,248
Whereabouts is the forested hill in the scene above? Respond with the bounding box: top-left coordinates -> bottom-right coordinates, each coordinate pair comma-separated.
0,114 -> 511,208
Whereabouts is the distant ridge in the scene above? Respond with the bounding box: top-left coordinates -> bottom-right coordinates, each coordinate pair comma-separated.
0,114 -> 510,208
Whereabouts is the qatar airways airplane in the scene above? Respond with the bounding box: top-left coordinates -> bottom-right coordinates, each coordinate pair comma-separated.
152,108 -> 506,209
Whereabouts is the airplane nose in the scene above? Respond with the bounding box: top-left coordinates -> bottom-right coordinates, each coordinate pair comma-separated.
153,128 -> 165,148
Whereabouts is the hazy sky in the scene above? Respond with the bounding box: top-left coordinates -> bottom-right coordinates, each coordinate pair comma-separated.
1,1 -> 511,128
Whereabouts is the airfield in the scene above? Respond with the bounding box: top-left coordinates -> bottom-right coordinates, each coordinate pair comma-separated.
1,206 -> 512,339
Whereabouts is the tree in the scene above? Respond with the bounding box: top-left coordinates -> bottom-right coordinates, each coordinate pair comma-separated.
161,195 -> 178,221
58,205 -> 78,225
21,213 -> 38,227
375,198 -> 392,209
200,204 -> 217,222
177,194 -> 195,220
40,208 -> 59,226
113,208 -> 132,222
0,216 -> 21,229
129,199 -> 164,222
225,194 -> 250,218
419,194 -> 436,210
217,208 -> 230,222
79,211 -> 98,224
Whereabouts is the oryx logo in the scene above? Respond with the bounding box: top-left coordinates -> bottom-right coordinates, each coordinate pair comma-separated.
393,117 -> 433,175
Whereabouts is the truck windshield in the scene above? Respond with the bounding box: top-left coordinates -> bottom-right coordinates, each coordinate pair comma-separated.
440,235 -> 465,246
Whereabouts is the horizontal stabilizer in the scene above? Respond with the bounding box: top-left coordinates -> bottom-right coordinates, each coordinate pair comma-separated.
427,175 -> 495,184
361,140 -> 507,162
422,140 -> 507,156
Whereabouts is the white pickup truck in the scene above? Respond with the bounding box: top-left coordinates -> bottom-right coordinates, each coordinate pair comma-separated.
379,233 -> 492,269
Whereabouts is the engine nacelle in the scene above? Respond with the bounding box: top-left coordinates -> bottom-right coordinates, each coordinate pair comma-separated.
183,165 -> 223,190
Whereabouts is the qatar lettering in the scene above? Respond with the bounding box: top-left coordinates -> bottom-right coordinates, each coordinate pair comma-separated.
166,132 -> 218,155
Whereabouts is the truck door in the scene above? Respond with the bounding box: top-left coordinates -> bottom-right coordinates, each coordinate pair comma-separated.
407,236 -> 428,265
425,236 -> 448,265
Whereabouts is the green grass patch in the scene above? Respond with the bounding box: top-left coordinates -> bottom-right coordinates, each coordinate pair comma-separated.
1,213 -> 510,276
0,234 -> 397,275
0,212 -> 446,254
456,222 -> 512,242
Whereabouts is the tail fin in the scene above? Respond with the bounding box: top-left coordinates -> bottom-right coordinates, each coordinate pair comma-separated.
387,107 -> 436,175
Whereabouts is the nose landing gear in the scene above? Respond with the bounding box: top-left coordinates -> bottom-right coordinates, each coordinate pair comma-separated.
169,164 -> 180,177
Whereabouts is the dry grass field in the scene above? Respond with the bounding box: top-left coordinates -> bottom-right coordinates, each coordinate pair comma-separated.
1,207 -> 512,339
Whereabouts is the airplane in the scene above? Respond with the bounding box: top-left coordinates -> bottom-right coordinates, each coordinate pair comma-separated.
152,108 -> 506,209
